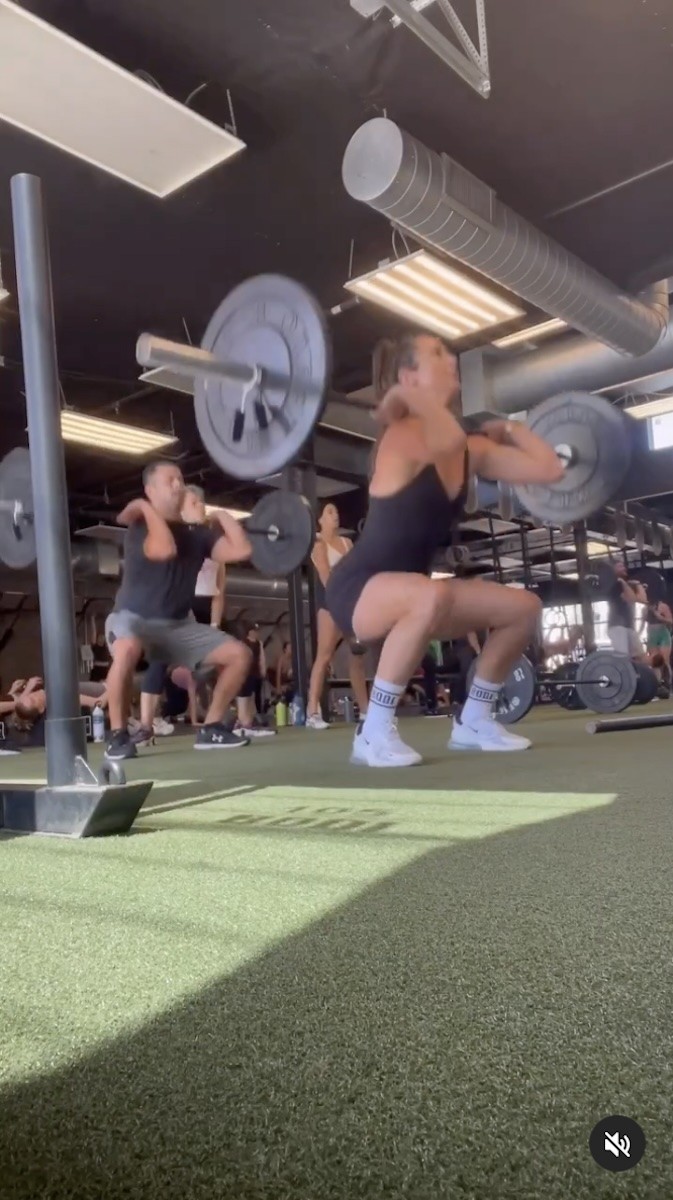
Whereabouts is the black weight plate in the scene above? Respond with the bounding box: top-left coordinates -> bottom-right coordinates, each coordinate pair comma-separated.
575,651 -> 637,714
466,655 -> 535,725
514,393 -> 632,523
0,447 -> 36,569
248,491 -> 314,577
633,663 -> 658,705
552,662 -> 585,710
195,275 -> 330,481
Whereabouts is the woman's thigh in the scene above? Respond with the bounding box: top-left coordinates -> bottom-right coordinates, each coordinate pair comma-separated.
352,573 -> 539,644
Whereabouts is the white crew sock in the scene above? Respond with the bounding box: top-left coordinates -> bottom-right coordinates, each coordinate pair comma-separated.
461,675 -> 502,726
362,677 -> 404,739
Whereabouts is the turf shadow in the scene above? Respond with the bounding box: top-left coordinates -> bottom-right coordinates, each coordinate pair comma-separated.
1,790 -> 671,1200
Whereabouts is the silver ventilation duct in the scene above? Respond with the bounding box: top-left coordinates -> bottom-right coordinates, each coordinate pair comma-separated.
473,318 -> 673,413
342,118 -> 668,357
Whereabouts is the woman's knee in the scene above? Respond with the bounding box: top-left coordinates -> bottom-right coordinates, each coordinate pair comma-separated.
516,590 -> 543,628
425,581 -> 455,626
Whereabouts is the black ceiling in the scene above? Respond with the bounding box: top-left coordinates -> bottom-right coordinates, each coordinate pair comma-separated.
2,0 -> 673,528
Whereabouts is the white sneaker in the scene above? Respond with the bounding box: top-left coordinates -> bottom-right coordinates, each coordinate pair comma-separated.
238,724 -> 276,739
449,717 -> 531,752
306,711 -> 329,730
350,721 -> 422,767
153,717 -> 175,737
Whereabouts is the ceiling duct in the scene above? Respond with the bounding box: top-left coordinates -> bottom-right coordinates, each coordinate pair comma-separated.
342,118 -> 668,357
469,321 -> 673,414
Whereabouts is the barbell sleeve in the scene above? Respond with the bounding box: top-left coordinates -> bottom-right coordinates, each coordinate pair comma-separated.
136,332 -> 311,395
136,334 -> 260,388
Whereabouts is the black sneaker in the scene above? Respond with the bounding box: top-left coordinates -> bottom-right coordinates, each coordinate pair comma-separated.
194,723 -> 249,750
105,729 -> 137,760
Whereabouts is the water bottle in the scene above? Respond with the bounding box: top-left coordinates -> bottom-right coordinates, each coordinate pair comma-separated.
92,704 -> 105,743
275,700 -> 288,728
343,696 -> 355,723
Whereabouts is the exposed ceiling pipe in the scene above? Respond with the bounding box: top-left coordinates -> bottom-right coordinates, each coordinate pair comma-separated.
468,318 -> 673,413
342,118 -> 669,357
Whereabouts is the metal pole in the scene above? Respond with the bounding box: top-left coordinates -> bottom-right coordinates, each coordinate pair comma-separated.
282,465 -> 309,710
573,521 -> 596,654
11,174 -> 87,785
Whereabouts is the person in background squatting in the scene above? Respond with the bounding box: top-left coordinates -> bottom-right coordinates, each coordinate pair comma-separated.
305,502 -> 370,729
104,461 -> 253,759
324,331 -> 564,767
133,483 -> 227,745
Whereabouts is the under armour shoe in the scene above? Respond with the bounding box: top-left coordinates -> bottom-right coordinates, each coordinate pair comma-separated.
449,717 -> 531,752
105,729 -> 138,760
194,723 -> 249,750
350,720 -> 422,768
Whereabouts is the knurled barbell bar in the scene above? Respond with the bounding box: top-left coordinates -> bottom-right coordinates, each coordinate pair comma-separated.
136,275 -> 643,525
0,439 -> 314,577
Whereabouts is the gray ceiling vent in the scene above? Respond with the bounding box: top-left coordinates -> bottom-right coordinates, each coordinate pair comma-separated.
342,118 -> 668,357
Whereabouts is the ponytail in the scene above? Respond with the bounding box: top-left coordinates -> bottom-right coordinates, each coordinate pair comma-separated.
372,338 -> 398,401
371,333 -> 418,401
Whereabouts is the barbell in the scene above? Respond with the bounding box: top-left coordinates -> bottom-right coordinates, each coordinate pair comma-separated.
136,274 -> 645,526
0,441 -> 314,578
469,650 -> 659,725
137,274 -> 330,483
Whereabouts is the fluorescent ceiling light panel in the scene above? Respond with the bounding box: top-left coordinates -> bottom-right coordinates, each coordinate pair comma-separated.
0,0 -> 245,197
493,318 -> 567,349
585,541 -> 611,558
431,570 -> 454,579
345,250 -> 523,340
61,412 -> 177,456
625,395 -> 673,420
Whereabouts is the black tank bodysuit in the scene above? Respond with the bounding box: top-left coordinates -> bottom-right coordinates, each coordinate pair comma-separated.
325,454 -> 469,637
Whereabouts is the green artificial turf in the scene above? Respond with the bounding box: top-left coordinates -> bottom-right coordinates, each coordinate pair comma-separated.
1,708 -> 672,1199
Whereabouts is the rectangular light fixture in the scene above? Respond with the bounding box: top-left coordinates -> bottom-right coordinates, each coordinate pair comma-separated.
625,395 -> 673,421
0,0 -> 245,197
345,250 -> 524,341
431,570 -> 454,579
61,411 -> 177,456
493,318 -> 567,349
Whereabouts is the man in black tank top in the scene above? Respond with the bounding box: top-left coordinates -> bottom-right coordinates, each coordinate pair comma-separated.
325,331 -> 563,767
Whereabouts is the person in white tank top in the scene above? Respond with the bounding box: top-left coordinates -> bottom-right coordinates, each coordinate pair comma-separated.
306,502 -> 369,729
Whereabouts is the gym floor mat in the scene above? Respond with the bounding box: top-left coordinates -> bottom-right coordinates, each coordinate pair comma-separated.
1,707 -> 671,1199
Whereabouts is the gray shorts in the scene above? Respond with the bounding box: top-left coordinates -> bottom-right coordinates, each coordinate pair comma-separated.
106,609 -> 234,670
607,626 -> 642,658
